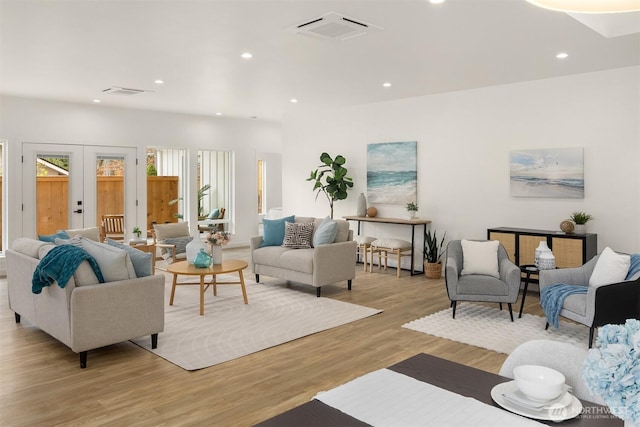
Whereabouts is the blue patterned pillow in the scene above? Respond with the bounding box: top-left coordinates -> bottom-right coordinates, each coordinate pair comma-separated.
106,238 -> 153,277
162,236 -> 193,258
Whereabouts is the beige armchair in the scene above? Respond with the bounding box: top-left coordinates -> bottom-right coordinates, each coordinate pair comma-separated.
151,222 -> 192,265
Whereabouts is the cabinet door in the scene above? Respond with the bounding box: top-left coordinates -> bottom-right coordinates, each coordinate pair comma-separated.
551,237 -> 584,268
519,235 -> 547,266
489,232 -> 516,263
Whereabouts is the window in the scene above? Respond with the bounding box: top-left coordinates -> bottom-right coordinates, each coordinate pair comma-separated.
146,148 -> 186,227
198,150 -> 232,229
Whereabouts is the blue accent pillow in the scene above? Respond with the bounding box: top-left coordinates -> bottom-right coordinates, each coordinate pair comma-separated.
313,217 -> 338,247
261,215 -> 295,247
38,230 -> 70,243
105,238 -> 153,277
207,208 -> 220,219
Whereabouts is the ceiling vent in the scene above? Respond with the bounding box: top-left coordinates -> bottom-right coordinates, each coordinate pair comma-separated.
285,12 -> 383,41
102,86 -> 152,96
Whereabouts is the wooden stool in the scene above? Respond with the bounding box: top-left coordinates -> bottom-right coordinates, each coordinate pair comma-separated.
369,238 -> 412,278
354,235 -> 376,271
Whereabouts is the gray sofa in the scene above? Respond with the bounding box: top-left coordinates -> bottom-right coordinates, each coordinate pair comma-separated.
6,237 -> 165,368
250,217 -> 357,297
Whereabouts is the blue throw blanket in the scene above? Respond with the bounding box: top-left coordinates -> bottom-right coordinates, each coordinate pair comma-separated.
32,245 -> 104,294
540,283 -> 588,329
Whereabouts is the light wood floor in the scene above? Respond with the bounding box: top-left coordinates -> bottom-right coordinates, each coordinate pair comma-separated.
0,247 -> 550,427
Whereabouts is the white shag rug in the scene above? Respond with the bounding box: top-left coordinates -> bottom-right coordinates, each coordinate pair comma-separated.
402,304 -> 590,354
131,275 -> 382,370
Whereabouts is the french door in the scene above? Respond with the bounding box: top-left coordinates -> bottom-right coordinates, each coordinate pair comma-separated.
22,143 -> 137,238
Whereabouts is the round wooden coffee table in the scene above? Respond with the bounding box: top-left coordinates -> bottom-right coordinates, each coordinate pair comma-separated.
166,260 -> 249,315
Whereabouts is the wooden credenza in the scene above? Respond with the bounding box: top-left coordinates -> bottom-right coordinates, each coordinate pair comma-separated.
487,227 -> 597,268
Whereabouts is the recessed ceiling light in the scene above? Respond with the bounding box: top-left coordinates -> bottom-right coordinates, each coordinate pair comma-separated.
92,99 -> 101,103
382,82 -> 392,87
250,116 -> 258,119
154,79 -> 164,84
241,52 -> 253,59
215,112 -> 222,116
556,52 -> 569,59
290,98 -> 298,103
430,0 -> 446,4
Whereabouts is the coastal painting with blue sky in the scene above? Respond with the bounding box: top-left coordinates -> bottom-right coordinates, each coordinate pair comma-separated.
510,148 -> 584,198
367,141 -> 417,204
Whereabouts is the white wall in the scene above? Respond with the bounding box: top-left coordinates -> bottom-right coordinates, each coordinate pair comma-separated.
282,67 -> 640,265
0,95 -> 282,251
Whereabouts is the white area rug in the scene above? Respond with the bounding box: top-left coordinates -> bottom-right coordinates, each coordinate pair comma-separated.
131,275 -> 382,370
402,304 -> 589,354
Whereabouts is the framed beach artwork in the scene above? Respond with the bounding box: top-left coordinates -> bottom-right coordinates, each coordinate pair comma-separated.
510,148 -> 584,198
367,141 -> 417,204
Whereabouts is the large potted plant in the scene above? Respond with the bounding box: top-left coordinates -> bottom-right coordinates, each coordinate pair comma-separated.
424,230 -> 446,279
307,152 -> 353,219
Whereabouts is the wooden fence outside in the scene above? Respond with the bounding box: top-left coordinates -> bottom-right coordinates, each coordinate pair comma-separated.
0,176 -> 179,244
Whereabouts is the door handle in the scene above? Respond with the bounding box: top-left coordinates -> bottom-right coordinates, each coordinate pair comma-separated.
73,209 -> 83,214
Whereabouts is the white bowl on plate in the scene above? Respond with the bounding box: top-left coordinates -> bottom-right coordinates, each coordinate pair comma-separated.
513,365 -> 566,402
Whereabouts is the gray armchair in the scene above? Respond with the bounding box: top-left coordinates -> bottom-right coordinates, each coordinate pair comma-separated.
539,255 -> 640,348
445,240 -> 521,321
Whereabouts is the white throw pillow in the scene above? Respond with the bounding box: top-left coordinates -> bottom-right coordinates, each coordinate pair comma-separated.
589,247 -> 630,286
79,237 -> 137,282
461,240 -> 500,278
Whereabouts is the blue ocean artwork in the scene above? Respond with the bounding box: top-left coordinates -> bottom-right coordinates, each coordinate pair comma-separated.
510,148 -> 584,198
367,141 -> 417,204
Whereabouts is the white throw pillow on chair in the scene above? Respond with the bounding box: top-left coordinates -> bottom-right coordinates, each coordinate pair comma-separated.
460,239 -> 500,278
589,246 -> 630,286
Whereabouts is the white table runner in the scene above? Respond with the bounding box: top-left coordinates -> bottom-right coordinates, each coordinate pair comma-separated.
315,368 -> 545,427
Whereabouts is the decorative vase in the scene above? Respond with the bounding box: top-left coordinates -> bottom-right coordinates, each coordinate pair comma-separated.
408,211 -> 417,219
193,248 -> 212,268
211,244 -> 223,265
538,250 -> 556,270
534,241 -> 551,268
574,223 -> 587,234
424,261 -> 442,279
357,193 -> 367,217
186,233 -> 205,264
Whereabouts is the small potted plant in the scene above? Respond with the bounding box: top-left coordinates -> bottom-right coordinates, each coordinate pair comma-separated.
133,226 -> 142,239
406,201 -> 418,219
569,211 -> 593,234
423,230 -> 446,279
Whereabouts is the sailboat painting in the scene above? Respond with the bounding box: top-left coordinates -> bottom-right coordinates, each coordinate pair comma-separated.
510,148 -> 584,198
367,141 -> 417,204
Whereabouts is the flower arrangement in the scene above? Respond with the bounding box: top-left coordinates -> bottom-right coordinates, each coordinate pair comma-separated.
583,319 -> 640,424
206,231 -> 231,246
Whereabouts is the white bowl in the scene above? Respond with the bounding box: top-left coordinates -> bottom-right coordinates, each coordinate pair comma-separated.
513,365 -> 566,402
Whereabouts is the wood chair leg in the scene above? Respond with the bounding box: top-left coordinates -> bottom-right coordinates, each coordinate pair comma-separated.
396,249 -> 401,278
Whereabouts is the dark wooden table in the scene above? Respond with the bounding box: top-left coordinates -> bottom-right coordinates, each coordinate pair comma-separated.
255,353 -> 621,426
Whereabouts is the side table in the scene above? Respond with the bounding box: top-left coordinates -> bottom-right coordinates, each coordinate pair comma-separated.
518,264 -> 539,318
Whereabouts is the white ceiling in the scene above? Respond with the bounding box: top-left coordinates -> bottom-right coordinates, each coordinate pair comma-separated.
1,0 -> 639,122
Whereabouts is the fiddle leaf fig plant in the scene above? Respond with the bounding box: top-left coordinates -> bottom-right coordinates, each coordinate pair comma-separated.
307,152 -> 353,219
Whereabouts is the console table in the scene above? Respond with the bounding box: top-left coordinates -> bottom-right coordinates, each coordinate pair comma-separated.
343,216 -> 431,276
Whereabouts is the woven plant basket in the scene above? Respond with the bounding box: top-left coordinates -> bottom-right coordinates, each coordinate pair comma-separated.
424,261 -> 442,279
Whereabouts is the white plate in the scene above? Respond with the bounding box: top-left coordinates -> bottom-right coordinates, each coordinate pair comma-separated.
491,381 -> 583,422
